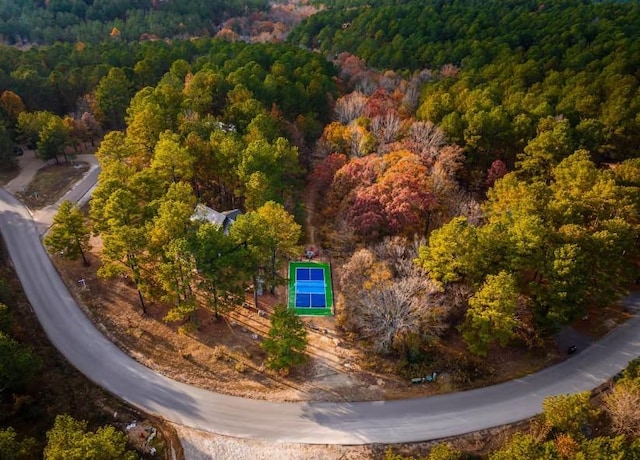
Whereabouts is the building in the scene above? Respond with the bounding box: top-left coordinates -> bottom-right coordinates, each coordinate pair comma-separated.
191,203 -> 242,235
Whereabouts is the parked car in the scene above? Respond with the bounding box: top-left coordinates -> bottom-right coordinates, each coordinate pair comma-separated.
13,146 -> 24,156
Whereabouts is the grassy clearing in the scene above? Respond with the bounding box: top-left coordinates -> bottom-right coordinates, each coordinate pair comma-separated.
16,162 -> 89,209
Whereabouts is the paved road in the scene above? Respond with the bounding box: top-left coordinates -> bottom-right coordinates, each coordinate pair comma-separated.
33,155 -> 100,235
1,171 -> 639,444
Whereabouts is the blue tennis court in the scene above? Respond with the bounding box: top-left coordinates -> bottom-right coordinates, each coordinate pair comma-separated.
294,267 -> 326,308
288,262 -> 333,315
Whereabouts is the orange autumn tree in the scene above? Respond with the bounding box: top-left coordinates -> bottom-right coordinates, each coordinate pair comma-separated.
317,150 -> 436,242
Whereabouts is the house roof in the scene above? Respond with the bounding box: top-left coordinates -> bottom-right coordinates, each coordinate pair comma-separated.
191,203 -> 241,233
192,203 -> 226,226
222,209 -> 242,221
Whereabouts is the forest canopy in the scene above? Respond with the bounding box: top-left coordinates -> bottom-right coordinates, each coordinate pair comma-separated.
0,0 -> 636,354
0,0 -> 636,382
0,38 -> 337,128
290,0 -> 640,73
2,1 -> 640,458
289,0 -> 640,175
0,0 -> 270,44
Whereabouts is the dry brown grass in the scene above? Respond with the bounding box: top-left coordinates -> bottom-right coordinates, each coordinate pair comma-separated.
16,162 -> 89,209
573,303 -> 633,338
48,237 -> 576,406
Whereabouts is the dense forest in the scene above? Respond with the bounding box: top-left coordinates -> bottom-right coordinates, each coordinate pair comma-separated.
297,0 -> 640,360
0,0 -> 636,382
0,37 -> 336,171
293,0 -> 640,73
0,0 -> 269,44
0,37 -> 335,118
83,38 -> 339,324
291,0 -> 640,172
0,0 -> 639,457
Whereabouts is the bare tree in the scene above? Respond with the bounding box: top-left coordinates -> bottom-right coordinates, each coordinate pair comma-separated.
604,382 -> 640,437
336,248 -> 379,331
401,84 -> 421,115
337,239 -> 447,355
455,194 -> 483,225
433,144 -> 465,177
372,236 -> 425,278
408,121 -> 446,159
440,64 -> 460,78
359,276 -> 443,354
402,68 -> 433,114
414,68 -> 434,84
355,76 -> 378,96
370,112 -> 401,145
334,92 -> 367,124
430,177 -> 482,227
379,70 -> 403,93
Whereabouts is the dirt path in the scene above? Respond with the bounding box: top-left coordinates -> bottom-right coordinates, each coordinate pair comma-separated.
4,150 -> 46,194
303,182 -> 317,246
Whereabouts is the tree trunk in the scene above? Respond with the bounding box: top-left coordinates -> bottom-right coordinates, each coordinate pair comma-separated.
76,236 -> 89,266
128,254 -> 146,314
425,210 -> 432,236
253,274 -> 259,310
193,178 -> 201,198
137,289 -> 147,315
79,247 -> 89,266
213,289 -> 219,319
270,250 -> 277,295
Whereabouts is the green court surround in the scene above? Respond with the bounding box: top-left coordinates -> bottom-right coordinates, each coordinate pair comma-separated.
288,261 -> 333,316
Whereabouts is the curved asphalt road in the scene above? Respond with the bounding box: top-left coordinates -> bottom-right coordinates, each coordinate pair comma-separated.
1,169 -> 640,444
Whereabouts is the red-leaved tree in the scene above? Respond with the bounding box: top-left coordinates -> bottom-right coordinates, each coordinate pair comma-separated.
325,151 -> 436,240
378,151 -> 436,234
349,185 -> 387,238
486,159 -> 508,188
308,153 -> 347,193
362,88 -> 398,119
